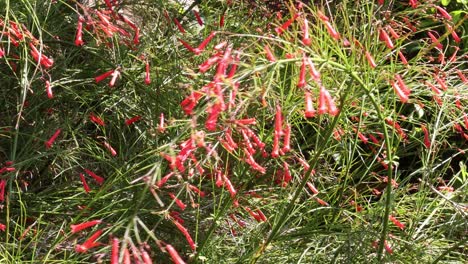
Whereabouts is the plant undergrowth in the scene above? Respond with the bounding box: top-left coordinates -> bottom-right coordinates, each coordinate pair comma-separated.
0,0 -> 467,263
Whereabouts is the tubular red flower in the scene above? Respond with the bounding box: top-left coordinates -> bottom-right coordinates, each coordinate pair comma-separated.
70,220 -> 102,233
178,38 -> 197,54
302,18 -> 311,46
219,13 -> 225,27
386,25 -> 400,39
144,62 -> 151,85
272,105 -> 283,158
109,70 -> 120,87
304,91 -> 316,118
241,129 -> 255,154
365,51 -> 377,68
29,43 -> 54,68
166,244 -> 186,264
158,113 -> 166,133
205,102 -> 222,131
89,113 -> 105,126
446,24 -> 461,43
193,10 -> 203,26
199,54 -> 220,73
421,124 -> 431,148
264,45 -> 276,62
75,18 -> 84,46
298,54 -> 307,88
95,69 -> 114,83
173,18 -> 185,33
306,182 -> 319,194
394,74 -> 410,96
125,115 -> 142,126
103,141 -> 117,156
433,74 -> 447,91
169,193 -> 187,211
223,174 -> 237,198
318,86 -> 328,115
244,149 -> 266,174
389,215 -> 405,230
45,129 -> 61,149
390,80 -> 408,103
111,238 -> 119,264
305,56 -> 320,81
275,13 -> 300,35
427,32 -> 443,50
379,28 -> 394,49
398,51 -> 408,65
324,21 -> 340,40
0,179 -> 7,202
75,229 -> 103,253
317,11 -> 329,22
409,0 -> 419,8
435,6 -> 452,20
315,197 -> 329,206
45,80 -> 53,99
79,173 -> 91,193
172,220 -> 196,251
196,31 -> 217,54
84,169 -> 105,185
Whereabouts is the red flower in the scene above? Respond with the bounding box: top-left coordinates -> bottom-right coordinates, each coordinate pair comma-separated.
75,229 -> 103,253
435,6 -> 452,20
95,69 -> 115,83
398,51 -> 408,65
302,18 -> 311,46
172,219 -> 196,251
275,13 -> 300,35
195,31 -> 217,54
109,69 -> 120,87
70,219 -> 102,233
324,21 -> 340,40
29,43 -> 54,68
89,113 -> 105,126
365,51 -> 377,68
427,32 -> 443,51
84,169 -> 105,185
264,45 -> 276,62
79,173 -> 91,193
297,54 -> 307,88
75,17 -> 84,46
421,125 -> 431,148
103,141 -> 117,156
111,238 -> 119,264
390,80 -> 408,103
166,244 -> 186,264
173,18 -> 186,34
169,193 -> 187,211
0,179 -> 7,202
125,115 -> 142,126
45,129 -> 61,149
144,62 -> 151,85
45,80 -> 53,99
193,10 -> 203,26
379,28 -> 394,49
304,91 -> 316,118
